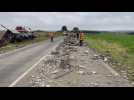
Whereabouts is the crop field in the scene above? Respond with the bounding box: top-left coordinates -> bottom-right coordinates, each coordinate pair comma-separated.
86,33 -> 134,81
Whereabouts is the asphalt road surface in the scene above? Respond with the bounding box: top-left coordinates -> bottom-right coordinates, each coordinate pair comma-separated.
0,37 -> 62,87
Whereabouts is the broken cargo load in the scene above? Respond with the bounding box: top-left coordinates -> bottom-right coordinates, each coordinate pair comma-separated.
0,25 -> 36,47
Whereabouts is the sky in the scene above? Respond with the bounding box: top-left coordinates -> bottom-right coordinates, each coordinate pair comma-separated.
0,12 -> 134,31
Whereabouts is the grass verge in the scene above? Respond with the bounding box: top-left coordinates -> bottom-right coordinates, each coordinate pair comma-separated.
85,33 -> 134,81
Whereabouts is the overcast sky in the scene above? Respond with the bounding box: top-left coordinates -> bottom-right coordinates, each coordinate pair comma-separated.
0,12 -> 134,31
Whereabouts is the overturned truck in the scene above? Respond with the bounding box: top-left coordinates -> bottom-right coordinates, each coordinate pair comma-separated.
0,25 -> 36,47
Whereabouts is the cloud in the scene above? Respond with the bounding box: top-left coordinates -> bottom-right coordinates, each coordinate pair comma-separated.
0,12 -> 134,31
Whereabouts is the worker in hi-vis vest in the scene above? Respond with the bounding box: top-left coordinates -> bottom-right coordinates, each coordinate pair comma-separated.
49,32 -> 54,42
79,32 -> 84,46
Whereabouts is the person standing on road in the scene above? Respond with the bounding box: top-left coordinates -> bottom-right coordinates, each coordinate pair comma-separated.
79,32 -> 84,46
49,32 -> 54,42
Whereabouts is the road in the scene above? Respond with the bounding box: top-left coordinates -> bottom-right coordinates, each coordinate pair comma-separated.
15,37 -> 132,87
0,37 -> 62,87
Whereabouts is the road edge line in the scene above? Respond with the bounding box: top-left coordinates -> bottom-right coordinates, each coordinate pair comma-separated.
0,40 -> 47,58
100,60 -> 119,76
8,44 -> 58,87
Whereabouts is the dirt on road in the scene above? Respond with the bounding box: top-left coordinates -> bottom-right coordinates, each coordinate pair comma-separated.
15,34 -> 133,87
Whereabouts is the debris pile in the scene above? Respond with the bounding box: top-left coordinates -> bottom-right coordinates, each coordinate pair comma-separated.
30,33 -> 82,86
26,32 -> 132,87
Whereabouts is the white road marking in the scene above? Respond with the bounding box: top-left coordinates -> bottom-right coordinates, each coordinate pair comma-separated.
9,44 -> 59,87
101,60 -> 119,76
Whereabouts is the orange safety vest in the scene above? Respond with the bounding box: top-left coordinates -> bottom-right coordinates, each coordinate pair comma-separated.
80,32 -> 84,40
49,32 -> 54,37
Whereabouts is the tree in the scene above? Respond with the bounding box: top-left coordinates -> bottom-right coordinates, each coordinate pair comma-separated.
61,25 -> 68,32
73,27 -> 79,32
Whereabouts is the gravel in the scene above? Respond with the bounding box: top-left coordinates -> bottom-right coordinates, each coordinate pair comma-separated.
16,33 -> 133,87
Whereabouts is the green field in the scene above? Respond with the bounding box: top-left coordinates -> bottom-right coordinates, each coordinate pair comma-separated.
85,33 -> 134,81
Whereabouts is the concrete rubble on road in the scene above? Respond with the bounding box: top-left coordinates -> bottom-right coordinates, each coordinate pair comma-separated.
17,33 -> 133,87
